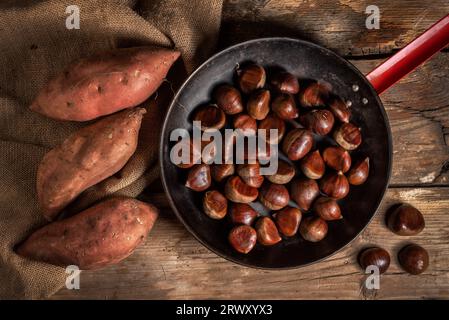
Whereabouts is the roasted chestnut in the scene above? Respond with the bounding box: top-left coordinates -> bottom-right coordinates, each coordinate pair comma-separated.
259,182 -> 290,210
323,146 -> 352,173
211,164 -> 235,182
270,72 -> 299,94
313,196 -> 342,220
266,160 -> 295,184
224,176 -> 259,203
228,225 -> 257,254
193,104 -> 226,131
358,247 -> 390,274
237,162 -> 264,188
229,203 -> 259,226
237,64 -> 266,94
233,113 -> 257,136
273,207 -> 302,237
203,190 -> 228,219
290,178 -> 320,211
300,109 -> 335,135
185,164 -> 211,191
299,216 -> 328,242
259,114 -> 286,144
333,123 -> 362,150
347,157 -> 369,185
299,82 -> 329,107
387,204 -> 425,236
247,89 -> 270,120
271,93 -> 299,120
172,138 -> 201,169
300,150 -> 325,179
319,171 -> 350,199
328,96 -> 351,123
398,244 -> 429,275
213,84 -> 244,115
256,217 -> 282,246
200,138 -> 218,164
282,128 -> 314,161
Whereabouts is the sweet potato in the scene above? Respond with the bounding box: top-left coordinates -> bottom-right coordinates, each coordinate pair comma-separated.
17,197 -> 158,270
37,108 -> 145,220
30,46 -> 180,121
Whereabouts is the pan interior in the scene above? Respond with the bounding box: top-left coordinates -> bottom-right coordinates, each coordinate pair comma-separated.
160,38 -> 392,269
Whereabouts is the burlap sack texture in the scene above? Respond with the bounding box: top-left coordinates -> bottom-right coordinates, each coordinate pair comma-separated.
0,0 -> 223,299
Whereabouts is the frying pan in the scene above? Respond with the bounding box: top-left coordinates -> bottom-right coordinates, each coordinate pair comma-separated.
159,15 -> 449,269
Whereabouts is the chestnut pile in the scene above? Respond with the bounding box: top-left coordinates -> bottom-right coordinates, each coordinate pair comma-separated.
174,63 -> 370,254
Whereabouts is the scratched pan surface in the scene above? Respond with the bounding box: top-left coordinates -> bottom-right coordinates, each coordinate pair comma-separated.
160,38 -> 392,269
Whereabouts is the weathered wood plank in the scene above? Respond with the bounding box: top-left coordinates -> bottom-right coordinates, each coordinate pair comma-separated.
351,54 -> 449,185
52,188 -> 449,299
221,0 -> 449,56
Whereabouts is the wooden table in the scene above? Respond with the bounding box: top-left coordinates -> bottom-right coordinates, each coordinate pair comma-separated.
53,0 -> 449,299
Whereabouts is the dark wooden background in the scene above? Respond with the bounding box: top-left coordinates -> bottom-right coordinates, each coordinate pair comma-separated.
53,0 -> 449,299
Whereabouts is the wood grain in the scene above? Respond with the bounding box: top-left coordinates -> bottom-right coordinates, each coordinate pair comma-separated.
221,0 -> 449,56
352,54 -> 449,186
52,1 -> 449,300
52,188 -> 449,299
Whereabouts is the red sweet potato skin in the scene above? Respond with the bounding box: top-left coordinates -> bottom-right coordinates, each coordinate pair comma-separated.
37,108 -> 145,220
16,198 -> 159,270
30,46 -> 180,121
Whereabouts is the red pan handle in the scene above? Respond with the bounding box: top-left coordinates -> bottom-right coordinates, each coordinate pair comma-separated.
366,14 -> 449,94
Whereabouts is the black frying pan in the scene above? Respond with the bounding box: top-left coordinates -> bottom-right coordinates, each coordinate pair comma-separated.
159,16 -> 449,269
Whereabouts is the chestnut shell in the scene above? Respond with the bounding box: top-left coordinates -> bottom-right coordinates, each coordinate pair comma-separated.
358,247 -> 390,274
387,204 -> 425,236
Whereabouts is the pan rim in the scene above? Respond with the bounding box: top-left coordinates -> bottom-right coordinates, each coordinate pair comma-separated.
159,37 -> 393,270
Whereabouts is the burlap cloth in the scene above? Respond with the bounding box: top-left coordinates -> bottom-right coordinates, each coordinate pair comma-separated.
0,0 -> 223,299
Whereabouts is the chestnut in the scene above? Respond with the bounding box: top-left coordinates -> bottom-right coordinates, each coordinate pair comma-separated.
300,109 -> 335,135
259,182 -> 290,210
270,72 -> 299,94
233,113 -> 257,136
211,164 -> 235,182
185,164 -> 211,191
329,96 -> 351,123
387,204 -> 425,236
203,190 -> 228,219
229,203 -> 259,226
313,196 -> 342,221
319,171 -> 350,199
266,160 -> 295,184
290,178 -> 320,211
323,146 -> 352,173
193,104 -> 226,131
172,138 -> 201,169
398,244 -> 429,275
358,247 -> 390,274
273,207 -> 302,237
237,162 -> 264,188
213,84 -> 243,115
271,93 -> 299,120
247,89 -> 270,120
299,82 -> 329,108
347,157 -> 369,185
224,176 -> 259,203
333,123 -> 362,150
228,225 -> 257,254
237,64 -> 266,94
255,217 -> 282,246
282,128 -> 314,161
200,138 -> 218,164
259,114 -> 286,144
300,150 -> 325,179
299,216 -> 328,242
